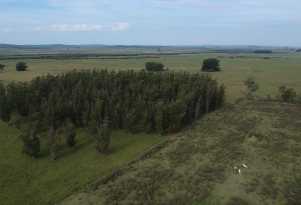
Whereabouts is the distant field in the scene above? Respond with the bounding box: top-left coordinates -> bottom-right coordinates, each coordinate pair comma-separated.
0,121 -> 162,205
1,52 -> 301,101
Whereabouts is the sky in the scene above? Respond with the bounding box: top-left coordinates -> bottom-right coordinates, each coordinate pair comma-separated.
0,0 -> 301,46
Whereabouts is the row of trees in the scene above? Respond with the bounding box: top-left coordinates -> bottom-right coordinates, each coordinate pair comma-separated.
0,70 -> 225,158
145,58 -> 221,73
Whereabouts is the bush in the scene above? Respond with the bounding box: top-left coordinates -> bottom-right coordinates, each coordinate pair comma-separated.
20,129 -> 40,158
244,77 -> 259,99
65,120 -> 76,147
145,62 -> 165,72
202,58 -> 220,72
0,64 -> 5,72
16,62 -> 28,71
279,86 -> 297,102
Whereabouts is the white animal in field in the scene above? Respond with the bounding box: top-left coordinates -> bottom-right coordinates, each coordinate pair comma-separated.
242,164 -> 248,169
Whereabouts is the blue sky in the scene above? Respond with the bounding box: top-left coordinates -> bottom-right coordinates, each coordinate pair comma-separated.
0,0 -> 300,46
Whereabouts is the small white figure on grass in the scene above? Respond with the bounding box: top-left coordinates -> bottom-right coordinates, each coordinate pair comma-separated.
242,164 -> 248,169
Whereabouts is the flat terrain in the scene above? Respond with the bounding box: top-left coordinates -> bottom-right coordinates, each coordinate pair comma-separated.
60,100 -> 301,205
0,123 -> 162,205
1,53 -> 301,101
0,49 -> 300,205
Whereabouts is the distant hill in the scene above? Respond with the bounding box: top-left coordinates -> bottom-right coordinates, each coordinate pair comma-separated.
0,44 -> 294,56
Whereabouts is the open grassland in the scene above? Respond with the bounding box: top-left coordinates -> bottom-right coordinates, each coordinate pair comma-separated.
1,53 -> 301,101
60,100 -> 301,205
0,121 -> 162,205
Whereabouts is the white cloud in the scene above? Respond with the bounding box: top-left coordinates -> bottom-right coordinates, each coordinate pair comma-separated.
111,22 -> 130,31
35,22 -> 129,32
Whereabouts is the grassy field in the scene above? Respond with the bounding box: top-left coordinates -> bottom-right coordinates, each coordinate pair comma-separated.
60,100 -> 301,205
0,121 -> 162,205
0,51 -> 300,205
1,53 -> 301,101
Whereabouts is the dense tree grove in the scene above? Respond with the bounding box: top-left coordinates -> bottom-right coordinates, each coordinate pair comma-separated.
0,70 -> 225,157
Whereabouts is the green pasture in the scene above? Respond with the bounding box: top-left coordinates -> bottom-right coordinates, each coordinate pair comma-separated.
1,53 -> 300,101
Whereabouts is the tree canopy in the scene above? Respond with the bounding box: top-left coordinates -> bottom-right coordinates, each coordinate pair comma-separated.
0,69 -> 225,158
0,64 -> 5,72
16,62 -> 28,71
145,62 -> 165,72
202,58 -> 220,72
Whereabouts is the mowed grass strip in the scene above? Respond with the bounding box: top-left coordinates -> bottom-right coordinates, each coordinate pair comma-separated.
0,121 -> 162,205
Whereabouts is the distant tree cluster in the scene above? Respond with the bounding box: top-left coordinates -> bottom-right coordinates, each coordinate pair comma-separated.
16,62 -> 28,71
254,50 -> 273,54
0,70 -> 225,158
0,64 -> 5,72
145,62 -> 165,72
202,58 -> 221,72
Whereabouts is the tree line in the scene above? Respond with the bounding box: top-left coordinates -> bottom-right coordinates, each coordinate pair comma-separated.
0,69 -> 225,158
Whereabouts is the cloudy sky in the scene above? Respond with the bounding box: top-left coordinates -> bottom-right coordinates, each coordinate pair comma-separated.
0,0 -> 300,46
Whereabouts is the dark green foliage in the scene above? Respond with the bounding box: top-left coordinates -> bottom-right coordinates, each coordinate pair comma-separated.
0,64 -> 5,72
0,70 -> 225,135
16,62 -> 28,71
95,120 -> 111,153
145,62 -> 165,72
202,58 -> 220,72
20,127 -> 40,158
49,126 -> 59,160
0,82 -> 11,121
279,86 -> 297,102
65,120 -> 76,147
0,69 -> 222,159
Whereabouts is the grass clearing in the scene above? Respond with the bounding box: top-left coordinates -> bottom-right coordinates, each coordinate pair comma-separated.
0,121 -> 162,205
60,100 -> 301,205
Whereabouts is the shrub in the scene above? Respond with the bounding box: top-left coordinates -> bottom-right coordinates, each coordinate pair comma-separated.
16,62 -> 28,71
202,58 -> 220,72
279,86 -> 297,102
20,128 -> 40,158
65,120 -> 76,147
244,77 -> 259,99
0,64 -> 5,72
145,62 -> 165,72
